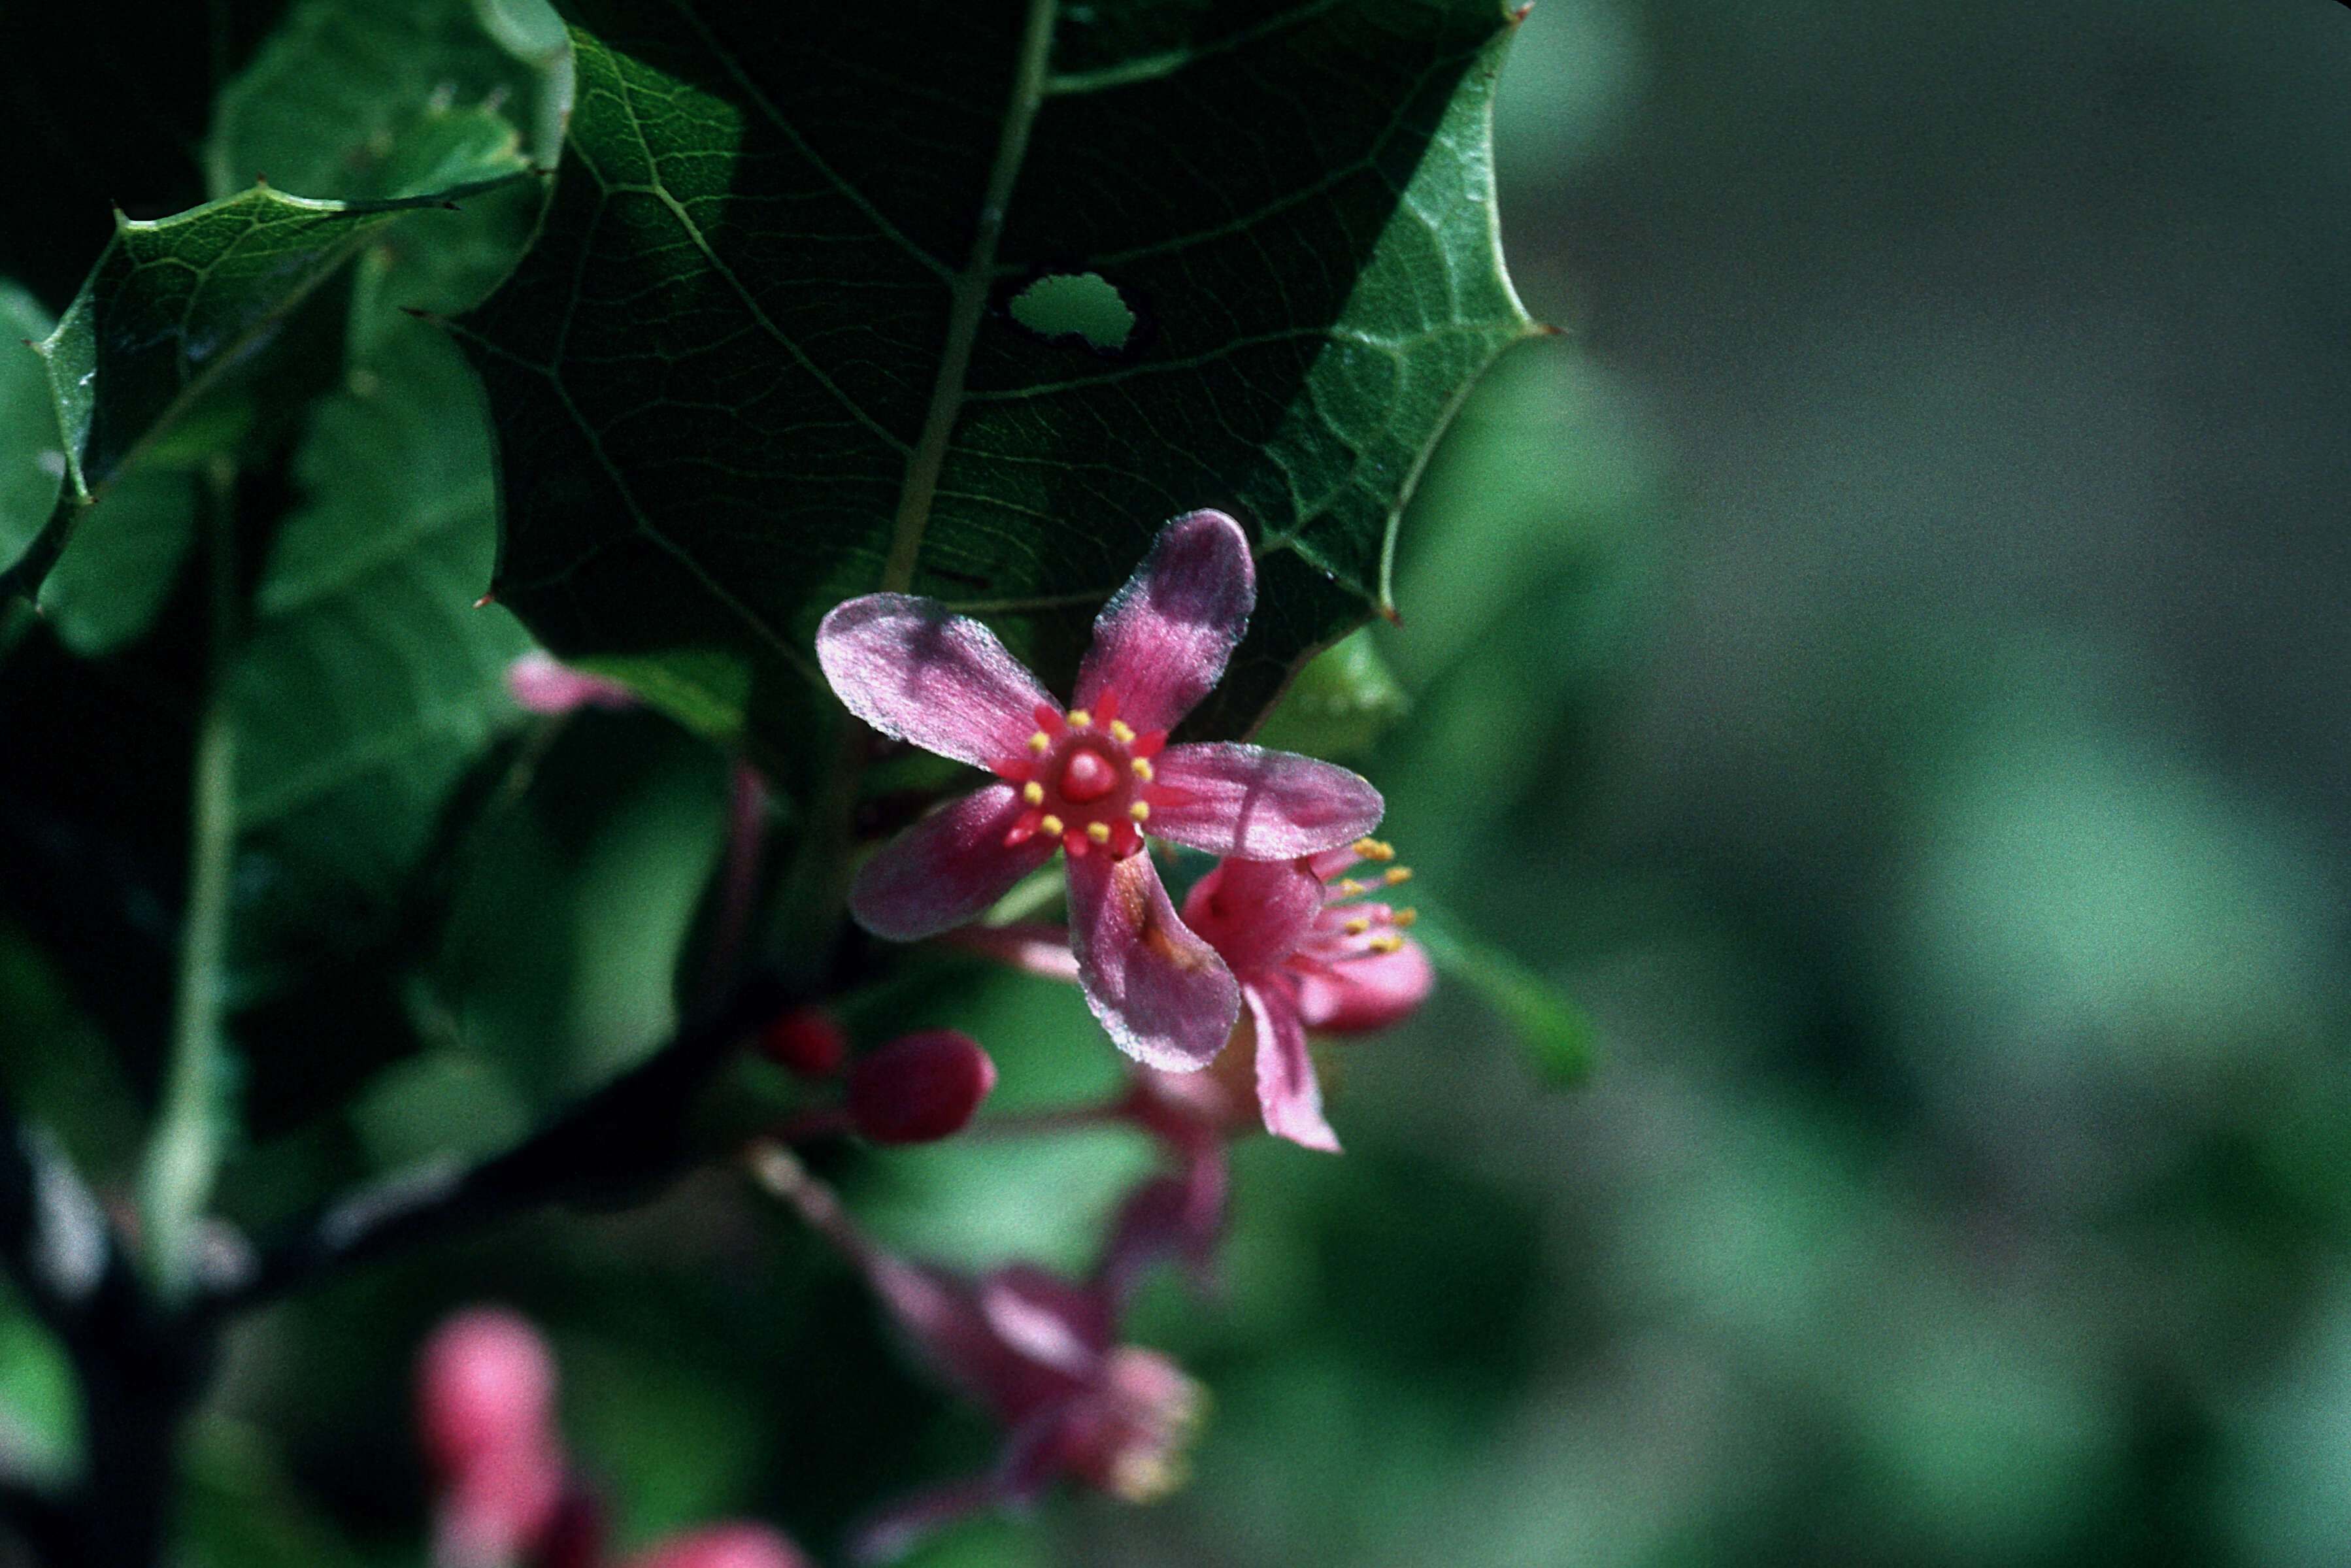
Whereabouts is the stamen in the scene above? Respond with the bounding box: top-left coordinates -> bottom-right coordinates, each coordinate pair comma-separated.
1027,731 -> 1050,754
1367,935 -> 1403,954
1342,917 -> 1371,937
1022,782 -> 1044,806
1128,801 -> 1150,822
1086,822 -> 1111,845
1109,719 -> 1135,743
1337,878 -> 1367,897
1067,709 -> 1092,728
1039,814 -> 1065,838
1384,867 -> 1413,885
1130,758 -> 1154,782
1393,908 -> 1418,927
1353,838 -> 1394,861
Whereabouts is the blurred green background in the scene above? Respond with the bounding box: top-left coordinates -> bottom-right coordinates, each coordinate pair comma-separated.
9,1 -> 2351,1565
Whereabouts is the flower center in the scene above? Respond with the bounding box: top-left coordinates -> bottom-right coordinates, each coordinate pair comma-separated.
1058,746 -> 1119,803
993,693 -> 1169,859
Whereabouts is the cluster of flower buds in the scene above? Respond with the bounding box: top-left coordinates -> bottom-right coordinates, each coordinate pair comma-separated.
417,1307 -> 809,1568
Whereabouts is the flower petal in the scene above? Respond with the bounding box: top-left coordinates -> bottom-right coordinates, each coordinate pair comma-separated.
1177,855 -> 1326,976
1066,851 -> 1240,1071
1076,510 -> 1254,733
849,784 -> 1057,940
1246,982 -> 1339,1152
1146,743 -> 1384,858
1295,941 -> 1435,1033
819,594 -> 1054,769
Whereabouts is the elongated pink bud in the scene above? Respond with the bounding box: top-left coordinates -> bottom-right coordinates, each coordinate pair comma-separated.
847,1031 -> 997,1145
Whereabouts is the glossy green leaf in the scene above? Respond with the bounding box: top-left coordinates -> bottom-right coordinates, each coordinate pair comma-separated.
34,186 -> 418,508
458,0 -> 1539,777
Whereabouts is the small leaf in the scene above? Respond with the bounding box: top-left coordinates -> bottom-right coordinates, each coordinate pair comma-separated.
1252,626 -> 1411,759
1413,904 -> 1597,1087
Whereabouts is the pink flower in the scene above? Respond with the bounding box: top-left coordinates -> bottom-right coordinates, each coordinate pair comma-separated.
1178,839 -> 1431,1151
849,1259 -> 1205,1564
818,510 -> 1384,1069
750,1147 -> 1203,1565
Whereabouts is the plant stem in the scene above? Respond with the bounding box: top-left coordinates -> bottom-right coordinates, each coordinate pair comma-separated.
139,458 -> 241,1305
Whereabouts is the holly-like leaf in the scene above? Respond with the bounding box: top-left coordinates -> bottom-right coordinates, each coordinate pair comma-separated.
35,186 -> 437,510
458,0 -> 1540,780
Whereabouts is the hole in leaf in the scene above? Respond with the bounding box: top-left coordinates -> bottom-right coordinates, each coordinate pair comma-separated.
1005,271 -> 1148,358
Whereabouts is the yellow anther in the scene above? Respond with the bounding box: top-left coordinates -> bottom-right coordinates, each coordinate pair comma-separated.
1022,781 -> 1045,806
1129,801 -> 1151,822
1393,908 -> 1418,928
1367,934 -> 1403,954
1039,814 -> 1064,837
1067,709 -> 1091,727
1342,917 -> 1371,937
1337,878 -> 1367,897
1086,822 -> 1111,844
1027,731 -> 1051,754
1109,719 -> 1136,743
1130,758 -> 1154,782
1384,867 -> 1413,885
1353,838 -> 1394,861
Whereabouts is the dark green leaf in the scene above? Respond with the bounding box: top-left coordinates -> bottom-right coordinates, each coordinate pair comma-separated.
459,0 -> 1539,779
37,467 -> 199,656
1414,905 -> 1597,1087
231,321 -> 530,991
0,284 -> 62,573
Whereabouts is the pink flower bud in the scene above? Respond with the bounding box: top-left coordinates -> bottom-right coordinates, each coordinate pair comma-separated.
417,1307 -> 568,1568
505,650 -> 637,715
621,1522 -> 812,1568
757,1008 -> 847,1078
846,1030 -> 997,1144
418,1307 -> 558,1476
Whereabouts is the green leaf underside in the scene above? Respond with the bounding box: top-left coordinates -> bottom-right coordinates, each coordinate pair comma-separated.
459,0 -> 1537,774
